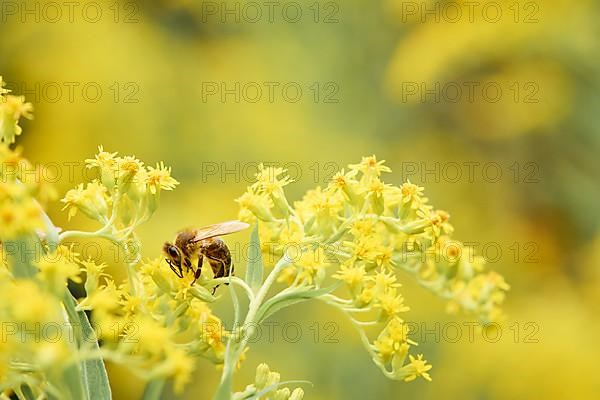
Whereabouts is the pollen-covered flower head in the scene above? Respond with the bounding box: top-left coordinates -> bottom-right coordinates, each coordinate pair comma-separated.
116,156 -> 145,192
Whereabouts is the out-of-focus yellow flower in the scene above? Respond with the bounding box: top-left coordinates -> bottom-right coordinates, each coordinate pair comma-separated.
37,257 -> 82,295
0,94 -> 33,144
164,347 -> 194,394
0,76 -> 9,96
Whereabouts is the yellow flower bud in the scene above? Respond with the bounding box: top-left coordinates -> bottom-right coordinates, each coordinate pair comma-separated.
290,388 -> 304,400
274,388 -> 291,400
255,363 -> 271,389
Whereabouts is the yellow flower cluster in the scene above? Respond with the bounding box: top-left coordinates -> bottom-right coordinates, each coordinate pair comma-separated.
61,147 -> 179,239
237,156 -> 509,382
75,256 -> 230,393
0,144 -> 57,240
0,277 -> 75,395
1,74 -> 207,397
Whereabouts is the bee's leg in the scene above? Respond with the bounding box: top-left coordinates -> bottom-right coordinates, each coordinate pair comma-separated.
207,257 -> 231,279
191,254 -> 203,285
168,261 -> 183,278
184,257 -> 192,273
206,255 -> 232,294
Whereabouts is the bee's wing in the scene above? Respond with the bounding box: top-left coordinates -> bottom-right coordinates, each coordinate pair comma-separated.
191,220 -> 250,242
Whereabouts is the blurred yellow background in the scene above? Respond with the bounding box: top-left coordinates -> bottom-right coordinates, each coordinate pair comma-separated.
2,0 -> 599,398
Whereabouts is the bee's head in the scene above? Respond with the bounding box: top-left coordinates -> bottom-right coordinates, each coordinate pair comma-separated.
163,242 -> 182,267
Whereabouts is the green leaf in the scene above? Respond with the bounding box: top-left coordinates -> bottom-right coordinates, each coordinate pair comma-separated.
63,293 -> 112,400
255,284 -> 339,324
214,371 -> 233,400
244,224 -> 264,293
229,277 -> 241,329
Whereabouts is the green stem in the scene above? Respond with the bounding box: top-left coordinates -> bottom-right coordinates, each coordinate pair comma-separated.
58,227 -> 115,243
142,379 -> 166,400
213,255 -> 291,400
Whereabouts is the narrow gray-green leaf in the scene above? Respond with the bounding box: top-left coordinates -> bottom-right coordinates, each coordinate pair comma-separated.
244,224 -> 263,292
63,293 -> 112,400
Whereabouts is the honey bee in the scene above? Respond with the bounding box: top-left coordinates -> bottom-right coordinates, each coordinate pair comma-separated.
163,220 -> 250,291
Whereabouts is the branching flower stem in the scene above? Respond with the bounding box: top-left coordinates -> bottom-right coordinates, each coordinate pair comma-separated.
214,255 -> 291,399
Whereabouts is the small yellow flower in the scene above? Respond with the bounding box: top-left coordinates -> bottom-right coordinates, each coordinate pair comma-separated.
253,164 -> 293,194
201,316 -> 226,357
375,288 -> 410,317
329,169 -> 358,190
385,317 -> 417,346
78,281 -> 122,314
86,146 -> 119,189
9,281 -> 60,323
369,270 -> 401,294
129,316 -> 172,356
400,180 -> 424,204
37,257 -> 82,294
146,162 -> 179,194
356,287 -> 374,306
81,259 -> 109,294
0,94 -> 33,144
349,155 -> 391,177
116,156 -> 145,193
120,292 -> 142,316
61,181 -> 109,221
403,354 -> 432,382
164,347 -> 195,394
235,189 -> 275,222
296,187 -> 344,220
350,219 -> 376,237
333,264 -> 367,289
0,198 -> 42,238
34,342 -> 70,370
